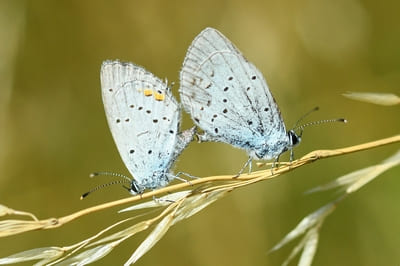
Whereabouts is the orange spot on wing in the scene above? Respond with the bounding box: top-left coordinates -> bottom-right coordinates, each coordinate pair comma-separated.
144,89 -> 153,96
154,93 -> 165,101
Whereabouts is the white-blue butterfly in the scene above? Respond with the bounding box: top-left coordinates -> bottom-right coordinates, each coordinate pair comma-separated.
100,60 -> 195,194
180,28 -> 301,172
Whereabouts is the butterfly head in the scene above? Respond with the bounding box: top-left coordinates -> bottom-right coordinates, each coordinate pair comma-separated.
287,129 -> 301,148
128,180 -> 145,195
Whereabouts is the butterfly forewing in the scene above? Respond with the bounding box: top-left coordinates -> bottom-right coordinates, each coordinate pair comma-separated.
180,28 -> 288,158
101,60 -> 182,188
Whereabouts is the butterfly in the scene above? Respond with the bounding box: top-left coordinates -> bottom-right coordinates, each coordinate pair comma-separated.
100,60 -> 195,194
179,28 -> 301,173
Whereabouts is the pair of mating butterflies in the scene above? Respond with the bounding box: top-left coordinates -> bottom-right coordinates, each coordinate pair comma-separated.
100,27 -> 306,195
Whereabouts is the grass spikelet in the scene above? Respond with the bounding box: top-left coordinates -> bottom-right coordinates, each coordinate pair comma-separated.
0,135 -> 399,264
343,91 -> 400,106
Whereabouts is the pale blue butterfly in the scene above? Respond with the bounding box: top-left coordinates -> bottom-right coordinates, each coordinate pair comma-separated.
180,28 -> 328,173
97,60 -> 195,195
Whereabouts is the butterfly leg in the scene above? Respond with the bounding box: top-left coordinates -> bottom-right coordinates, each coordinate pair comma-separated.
287,148 -> 295,170
169,173 -> 197,187
234,157 -> 252,178
271,155 -> 281,175
175,171 -> 199,179
290,148 -> 295,162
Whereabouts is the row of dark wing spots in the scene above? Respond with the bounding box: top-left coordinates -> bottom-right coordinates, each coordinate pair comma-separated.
221,75 -> 229,113
211,114 -> 218,122
248,73 -> 270,131
116,118 -> 131,123
115,107 -> 168,124
134,106 -> 151,114
206,83 -> 212,89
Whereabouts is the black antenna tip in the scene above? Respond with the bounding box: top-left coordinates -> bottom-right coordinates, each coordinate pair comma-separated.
338,118 -> 347,123
313,106 -> 320,111
80,191 -> 90,200
90,172 -> 99,178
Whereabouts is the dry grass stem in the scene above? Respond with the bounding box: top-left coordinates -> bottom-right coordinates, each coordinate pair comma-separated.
0,135 -> 399,264
0,135 -> 398,239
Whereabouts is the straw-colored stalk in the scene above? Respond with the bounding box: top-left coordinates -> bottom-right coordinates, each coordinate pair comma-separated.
0,135 -> 399,265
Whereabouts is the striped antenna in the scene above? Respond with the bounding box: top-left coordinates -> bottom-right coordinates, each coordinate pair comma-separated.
295,118 -> 347,137
81,172 -> 132,199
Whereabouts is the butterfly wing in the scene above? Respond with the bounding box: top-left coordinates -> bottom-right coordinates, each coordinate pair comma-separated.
101,60 -> 188,189
180,28 -> 289,159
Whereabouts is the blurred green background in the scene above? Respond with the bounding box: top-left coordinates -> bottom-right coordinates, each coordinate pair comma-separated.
0,0 -> 399,265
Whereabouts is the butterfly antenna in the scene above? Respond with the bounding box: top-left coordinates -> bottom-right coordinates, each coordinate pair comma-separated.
292,106 -> 320,129
80,179 -> 132,199
90,171 -> 132,183
295,118 -> 347,137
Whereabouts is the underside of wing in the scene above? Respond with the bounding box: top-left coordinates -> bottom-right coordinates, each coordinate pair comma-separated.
180,28 -> 287,150
101,60 -> 181,185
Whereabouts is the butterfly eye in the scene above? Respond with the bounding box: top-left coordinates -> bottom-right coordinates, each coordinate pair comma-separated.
288,130 -> 301,147
129,181 -> 143,195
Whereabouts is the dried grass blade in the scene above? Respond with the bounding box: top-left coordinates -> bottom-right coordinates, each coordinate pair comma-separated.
124,203 -> 180,265
298,226 -> 320,266
343,92 -> 400,106
0,247 -> 64,265
173,189 -> 230,224
270,202 -> 335,252
0,205 -> 38,221
0,219 -> 55,238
